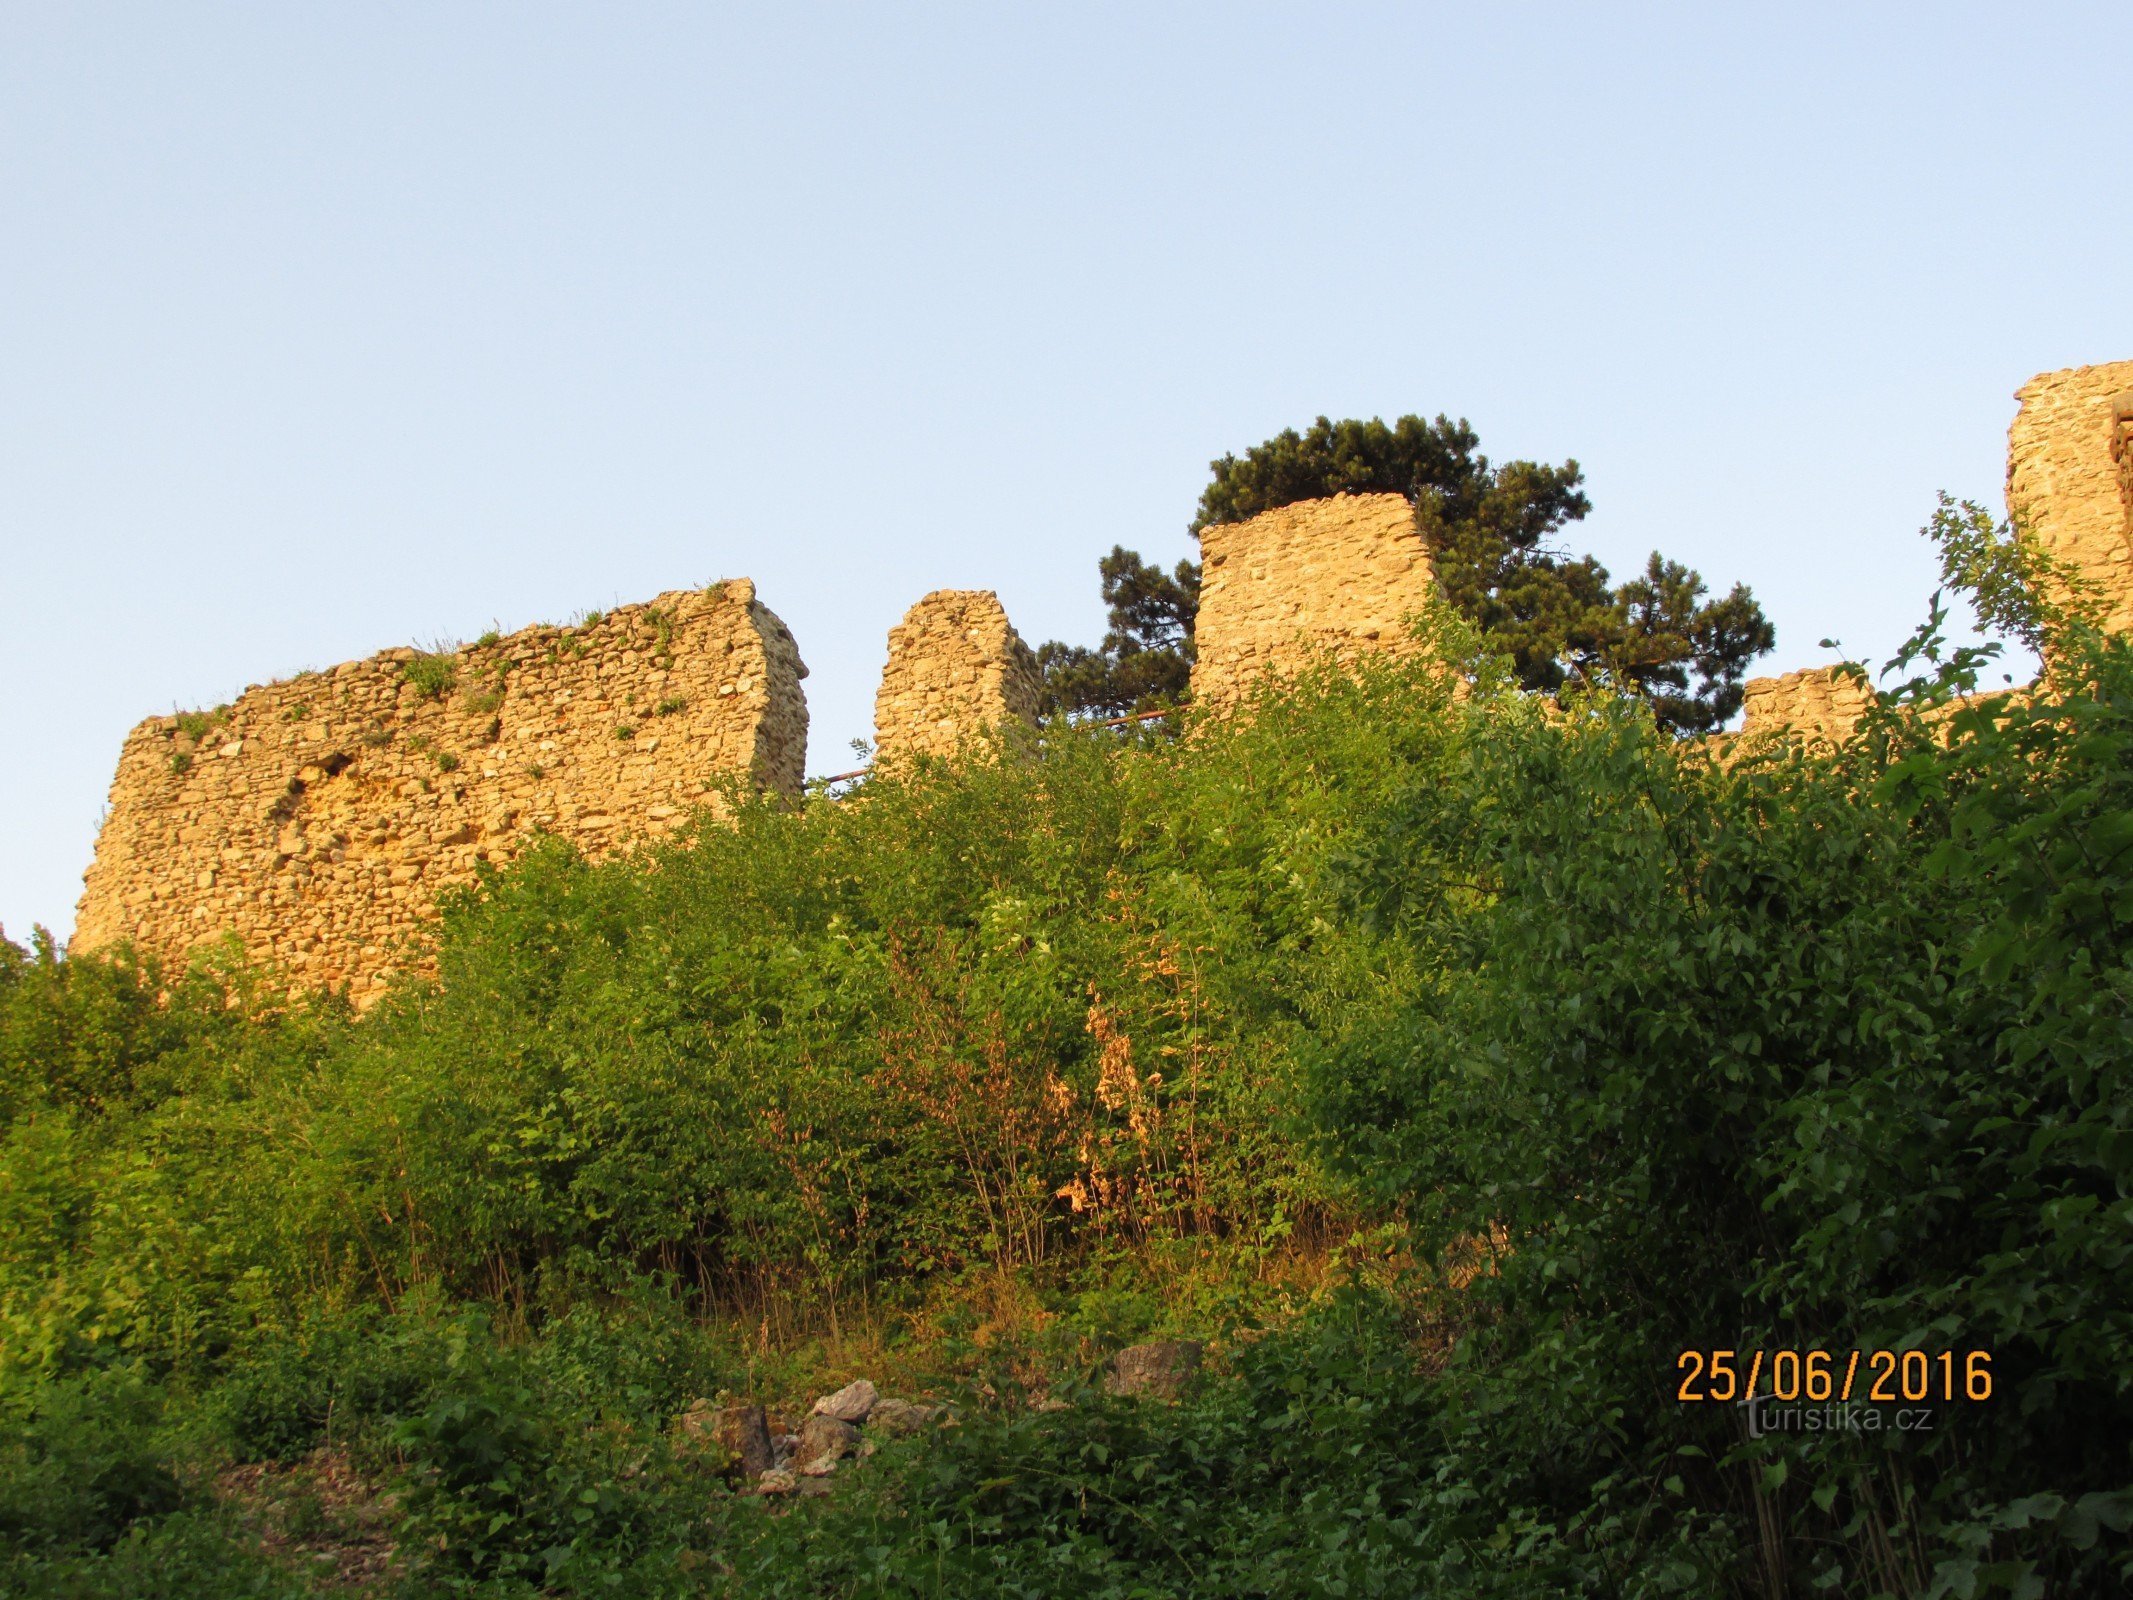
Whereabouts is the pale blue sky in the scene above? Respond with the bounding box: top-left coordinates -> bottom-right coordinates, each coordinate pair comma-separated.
4,3 -> 2128,943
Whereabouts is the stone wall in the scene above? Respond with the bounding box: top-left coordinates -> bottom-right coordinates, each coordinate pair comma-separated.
1189,492 -> 1438,714
871,590 -> 1041,768
1736,666 -> 1878,746
2008,360 -> 2133,636
1734,358 -> 2133,747
73,580 -> 807,1003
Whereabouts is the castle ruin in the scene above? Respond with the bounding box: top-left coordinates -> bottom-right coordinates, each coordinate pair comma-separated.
71,361 -> 2129,998
73,581 -> 806,1002
1188,492 -> 1438,714
871,590 -> 1042,769
1736,358 -> 2133,744
2006,360 -> 2133,638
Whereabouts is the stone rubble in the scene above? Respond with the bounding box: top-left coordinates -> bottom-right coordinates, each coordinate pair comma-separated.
695,1378 -> 956,1499
809,1378 -> 879,1424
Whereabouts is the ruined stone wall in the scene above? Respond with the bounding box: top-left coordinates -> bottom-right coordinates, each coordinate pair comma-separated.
1190,493 -> 1437,714
871,590 -> 1040,768
2008,360 -> 2133,636
1734,358 -> 2133,749
73,580 -> 806,1003
1735,666 -> 1878,746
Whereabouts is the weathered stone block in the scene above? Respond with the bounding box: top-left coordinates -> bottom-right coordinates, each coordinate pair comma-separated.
792,1413 -> 860,1474
2008,361 -> 2133,638
872,590 -> 1040,769
1105,1339 -> 1204,1400
1189,493 -> 1437,715
809,1378 -> 879,1424
865,1397 -> 950,1436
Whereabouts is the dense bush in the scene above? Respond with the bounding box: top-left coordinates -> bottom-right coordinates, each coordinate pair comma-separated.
0,650 -> 1445,1374
2,548 -> 2127,1593
0,1367 -> 184,1551
1318,614 -> 2133,1594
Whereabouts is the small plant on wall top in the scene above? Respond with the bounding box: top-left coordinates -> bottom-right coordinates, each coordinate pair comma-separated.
403,651 -> 459,700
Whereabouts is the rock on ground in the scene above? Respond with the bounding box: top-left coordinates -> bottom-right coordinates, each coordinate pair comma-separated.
810,1378 -> 879,1423
1106,1340 -> 1205,1400
697,1401 -> 774,1476
867,1397 -> 951,1436
793,1413 -> 861,1474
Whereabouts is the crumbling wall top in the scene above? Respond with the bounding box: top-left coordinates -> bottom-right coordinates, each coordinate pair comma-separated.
871,589 -> 1040,769
1735,665 -> 1877,747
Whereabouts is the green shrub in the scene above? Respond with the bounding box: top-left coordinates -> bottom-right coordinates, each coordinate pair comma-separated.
0,1370 -> 185,1553
402,651 -> 459,699
1315,612 -> 2133,1592
173,712 -> 212,742
390,1347 -> 705,1589
212,1307 -> 459,1462
0,1511 -> 315,1600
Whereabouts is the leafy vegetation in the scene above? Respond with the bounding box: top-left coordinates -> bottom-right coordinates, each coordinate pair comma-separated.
1034,547 -> 1202,718
2,503 -> 2127,1595
402,651 -> 460,700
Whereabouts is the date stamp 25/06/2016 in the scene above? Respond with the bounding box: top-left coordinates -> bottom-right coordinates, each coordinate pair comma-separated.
1675,1348 -> 1993,1406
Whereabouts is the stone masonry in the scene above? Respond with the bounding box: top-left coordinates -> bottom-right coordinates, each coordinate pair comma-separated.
73,580 -> 807,1003
871,590 -> 1041,768
2006,360 -> 2133,637
1738,358 -> 2133,745
1735,666 -> 1878,745
1189,492 -> 1438,714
